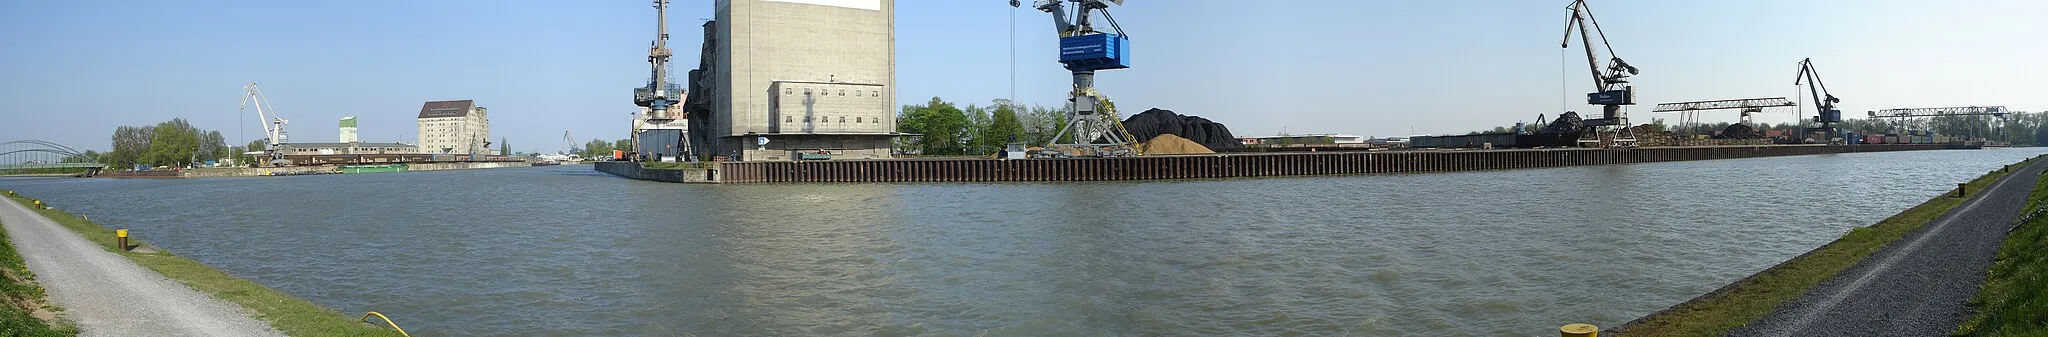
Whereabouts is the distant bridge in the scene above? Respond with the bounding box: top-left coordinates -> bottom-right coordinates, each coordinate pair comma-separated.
0,140 -> 105,175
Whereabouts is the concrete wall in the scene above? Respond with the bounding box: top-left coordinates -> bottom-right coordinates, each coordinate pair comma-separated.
713,0 -> 895,160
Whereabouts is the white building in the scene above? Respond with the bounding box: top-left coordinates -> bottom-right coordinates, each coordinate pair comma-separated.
339,116 -> 359,143
415,100 -> 493,155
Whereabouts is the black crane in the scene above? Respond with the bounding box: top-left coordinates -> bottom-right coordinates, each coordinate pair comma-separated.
1794,58 -> 1842,143
1561,0 -> 1640,147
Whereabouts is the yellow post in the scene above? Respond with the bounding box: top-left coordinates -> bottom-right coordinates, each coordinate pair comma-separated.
33,200 -> 42,209
1561,323 -> 1598,337
116,229 -> 129,252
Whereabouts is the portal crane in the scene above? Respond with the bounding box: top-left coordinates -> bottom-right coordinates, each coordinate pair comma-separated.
1561,0 -> 1640,147
1794,58 -> 1843,143
1013,0 -> 1141,158
632,0 -> 689,159
237,82 -> 291,167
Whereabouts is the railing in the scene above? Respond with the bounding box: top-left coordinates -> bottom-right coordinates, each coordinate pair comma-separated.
360,311 -> 412,337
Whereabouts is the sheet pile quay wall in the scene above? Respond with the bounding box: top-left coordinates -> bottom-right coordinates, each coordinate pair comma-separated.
604,144 -> 1959,184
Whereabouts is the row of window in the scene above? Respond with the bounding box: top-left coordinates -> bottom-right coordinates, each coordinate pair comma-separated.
785,88 -> 882,98
785,116 -> 881,124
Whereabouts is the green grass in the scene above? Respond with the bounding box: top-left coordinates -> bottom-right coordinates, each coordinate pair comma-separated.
1,191 -> 403,337
1618,155 -> 2044,336
0,214 -> 77,336
1957,164 -> 2048,336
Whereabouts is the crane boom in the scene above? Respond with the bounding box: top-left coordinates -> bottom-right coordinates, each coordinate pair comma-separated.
238,82 -> 291,167
1014,0 -> 1139,158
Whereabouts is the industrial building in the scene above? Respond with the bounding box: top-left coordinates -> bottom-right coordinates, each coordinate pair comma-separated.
339,116 -> 359,143
692,0 -> 898,161
415,100 -> 493,155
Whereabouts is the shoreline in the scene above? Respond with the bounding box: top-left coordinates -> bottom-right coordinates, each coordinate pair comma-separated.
1609,154 -> 2047,335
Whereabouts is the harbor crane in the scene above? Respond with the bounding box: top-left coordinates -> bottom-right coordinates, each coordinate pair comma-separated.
1868,106 -> 2008,139
1794,58 -> 1843,141
237,82 -> 292,167
1561,0 -> 1640,147
1652,97 -> 1798,136
632,0 -> 689,159
1013,0 -> 1142,158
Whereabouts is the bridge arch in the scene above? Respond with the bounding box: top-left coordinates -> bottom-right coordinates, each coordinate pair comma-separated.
0,140 -> 103,173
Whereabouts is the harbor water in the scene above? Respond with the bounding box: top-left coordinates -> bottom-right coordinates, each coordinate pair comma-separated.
3,148 -> 2043,336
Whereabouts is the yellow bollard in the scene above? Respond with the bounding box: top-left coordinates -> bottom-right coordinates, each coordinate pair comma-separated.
116,229 -> 129,252
1561,323 -> 1598,337
33,200 -> 42,209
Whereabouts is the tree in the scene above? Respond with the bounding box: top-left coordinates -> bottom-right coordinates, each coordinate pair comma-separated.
1022,104 -> 1067,146
983,100 -> 1026,151
613,139 -> 632,154
897,97 -> 972,155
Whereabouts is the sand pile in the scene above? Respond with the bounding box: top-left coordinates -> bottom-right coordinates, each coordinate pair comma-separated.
1139,134 -> 1215,155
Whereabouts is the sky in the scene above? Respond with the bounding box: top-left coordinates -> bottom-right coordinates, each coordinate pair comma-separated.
4,0 -> 2045,153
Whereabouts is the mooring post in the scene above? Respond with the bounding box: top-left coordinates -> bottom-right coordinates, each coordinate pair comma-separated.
1957,183 -> 1967,198
116,229 -> 129,251
1560,323 -> 1598,337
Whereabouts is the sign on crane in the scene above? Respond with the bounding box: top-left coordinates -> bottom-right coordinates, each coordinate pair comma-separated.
1561,0 -> 1640,147
238,82 -> 292,167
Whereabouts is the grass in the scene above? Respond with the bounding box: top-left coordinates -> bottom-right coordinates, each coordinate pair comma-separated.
1617,155 -> 2045,336
0,216 -> 76,336
1956,164 -> 2048,336
1,190 -> 403,337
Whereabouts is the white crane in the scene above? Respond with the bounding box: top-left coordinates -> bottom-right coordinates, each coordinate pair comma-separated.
238,82 -> 291,167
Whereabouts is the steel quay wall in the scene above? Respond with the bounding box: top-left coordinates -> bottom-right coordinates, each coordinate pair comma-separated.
693,144 -> 1954,184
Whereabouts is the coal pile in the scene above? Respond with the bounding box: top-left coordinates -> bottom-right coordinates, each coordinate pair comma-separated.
1541,111 -> 1587,134
1120,108 -> 1244,151
1713,123 -> 1765,139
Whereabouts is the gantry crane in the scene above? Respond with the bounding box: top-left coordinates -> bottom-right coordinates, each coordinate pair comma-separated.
1868,106 -> 2008,139
1013,0 -> 1142,158
1652,97 -> 1797,135
632,0 -> 688,159
1794,58 -> 1843,143
1561,0 -> 1640,147
237,82 -> 292,167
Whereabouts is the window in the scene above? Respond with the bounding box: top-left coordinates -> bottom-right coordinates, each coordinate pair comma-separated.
785,88 -> 792,95
786,116 -> 793,123
855,117 -> 862,123
803,116 -> 811,122
838,90 -> 845,96
872,91 -> 879,97
839,117 -> 846,123
804,89 -> 812,95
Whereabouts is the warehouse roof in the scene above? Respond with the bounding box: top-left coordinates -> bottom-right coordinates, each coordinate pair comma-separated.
417,100 -> 476,119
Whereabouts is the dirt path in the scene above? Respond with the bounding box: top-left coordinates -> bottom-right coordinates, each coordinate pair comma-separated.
1733,159 -> 2047,336
0,197 -> 284,337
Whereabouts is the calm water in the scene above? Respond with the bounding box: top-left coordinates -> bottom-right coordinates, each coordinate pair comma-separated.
4,148 -> 2044,336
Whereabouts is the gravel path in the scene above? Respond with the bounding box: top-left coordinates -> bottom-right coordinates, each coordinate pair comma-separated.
0,197 -> 285,337
1733,159 -> 2047,337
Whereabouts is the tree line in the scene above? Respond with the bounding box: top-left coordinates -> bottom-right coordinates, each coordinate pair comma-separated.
100,118 -> 232,169
896,97 -> 1071,156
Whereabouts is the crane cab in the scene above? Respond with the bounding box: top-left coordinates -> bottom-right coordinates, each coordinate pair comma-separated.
1059,33 -> 1131,72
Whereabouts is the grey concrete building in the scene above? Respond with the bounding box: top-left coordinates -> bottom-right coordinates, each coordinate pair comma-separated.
704,0 -> 896,161
415,100 -> 493,155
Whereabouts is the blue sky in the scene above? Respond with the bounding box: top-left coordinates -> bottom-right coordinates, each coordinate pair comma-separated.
4,0 -> 2044,153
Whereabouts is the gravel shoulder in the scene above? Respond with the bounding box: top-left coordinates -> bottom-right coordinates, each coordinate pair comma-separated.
0,197 -> 284,337
1733,159 -> 2048,337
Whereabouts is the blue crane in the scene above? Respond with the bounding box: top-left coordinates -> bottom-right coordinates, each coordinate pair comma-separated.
1014,0 -> 1141,157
